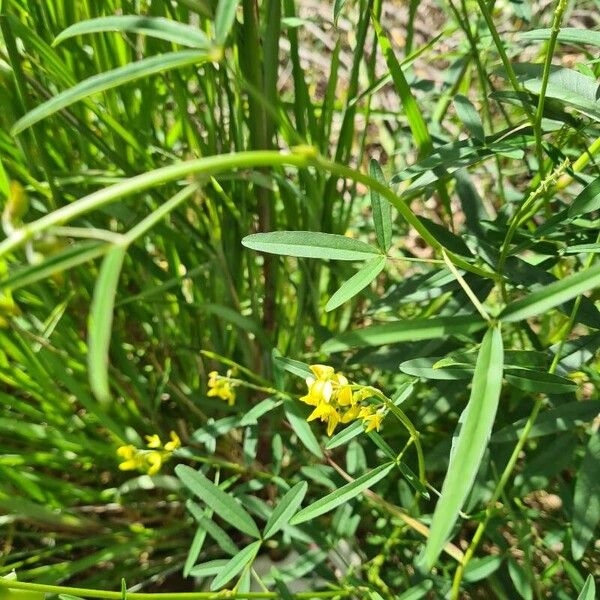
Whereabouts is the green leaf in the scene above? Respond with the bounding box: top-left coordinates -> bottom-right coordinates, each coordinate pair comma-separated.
333,0 -> 347,26
519,28 -> 600,49
263,481 -> 308,539
53,16 -> 211,49
569,177 -> 600,217
453,94 -> 484,142
577,575 -> 596,600
500,261 -> 600,322
12,51 -> 210,135
400,357 -> 473,380
283,399 -> 323,459
0,241 -> 109,292
572,432 -> 600,560
214,0 -> 240,44
372,14 -> 431,156
422,326 -> 504,569
87,245 -> 126,404
210,540 -> 261,591
369,159 -> 392,251
396,580 -> 434,600
325,420 -> 363,449
503,64 -> 600,122
492,401 -> 600,443
183,526 -> 209,577
242,231 -> 381,261
326,255 -> 386,311
175,465 -> 261,538
504,368 -> 577,394
322,315 -> 486,352
186,500 -> 239,556
189,559 -> 228,578
289,462 -> 394,525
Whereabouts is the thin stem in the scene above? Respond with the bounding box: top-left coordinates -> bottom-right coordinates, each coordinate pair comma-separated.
0,579 -> 351,600
533,0 -> 569,178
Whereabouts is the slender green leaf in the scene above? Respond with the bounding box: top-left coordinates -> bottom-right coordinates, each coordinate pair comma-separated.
87,245 -> 126,404
210,540 -> 261,591
242,231 -> 381,261
369,159 -> 392,251
325,420 -> 363,450
0,241 -> 109,292
322,315 -> 486,352
214,0 -> 240,44
500,261 -> 600,322
183,526 -> 209,577
519,28 -> 600,49
12,51 -> 211,135
372,14 -> 431,156
504,368 -> 577,393
576,575 -> 596,600
492,401 -> 600,443
263,481 -> 308,539
454,94 -> 485,142
189,559 -> 228,578
397,580 -> 434,600
175,465 -> 261,538
326,255 -> 386,311
53,16 -> 211,49
422,326 -> 504,569
569,177 -> 600,217
289,462 -> 394,525
572,432 -> 600,560
283,399 -> 323,458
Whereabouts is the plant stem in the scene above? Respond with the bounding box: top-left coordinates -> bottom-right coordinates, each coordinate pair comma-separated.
0,578 -> 351,600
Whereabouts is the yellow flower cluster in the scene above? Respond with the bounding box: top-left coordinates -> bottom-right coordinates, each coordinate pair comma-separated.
117,431 -> 181,476
300,365 -> 385,436
207,370 -> 236,406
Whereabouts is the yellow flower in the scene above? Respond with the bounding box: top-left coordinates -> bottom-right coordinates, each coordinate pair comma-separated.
207,370 -> 236,405
164,431 -> 181,452
307,402 -> 341,436
117,445 -> 144,472
145,434 -> 162,449
145,451 -> 163,476
363,411 -> 384,433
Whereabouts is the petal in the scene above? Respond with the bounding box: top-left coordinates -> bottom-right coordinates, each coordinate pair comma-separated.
326,410 -> 340,436
337,385 -> 353,406
310,364 -> 335,379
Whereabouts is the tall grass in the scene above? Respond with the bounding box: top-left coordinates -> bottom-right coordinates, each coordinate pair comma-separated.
0,0 -> 599,598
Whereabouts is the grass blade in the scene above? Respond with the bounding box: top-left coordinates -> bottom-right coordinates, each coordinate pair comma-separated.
326,255 -> 386,311
12,51 -> 211,135
175,465 -> 261,538
214,0 -> 240,45
242,231 -> 382,261
87,245 -> 126,404
422,326 -> 504,569
569,176 -> 600,217
289,462 -> 394,525
53,16 -> 211,49
263,481 -> 308,539
369,159 -> 392,252
576,575 -> 596,600
453,95 -> 485,142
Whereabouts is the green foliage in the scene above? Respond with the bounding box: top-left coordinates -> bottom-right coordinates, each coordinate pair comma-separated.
0,0 -> 599,598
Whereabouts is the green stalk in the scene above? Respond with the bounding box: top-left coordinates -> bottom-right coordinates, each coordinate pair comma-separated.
0,578 -> 351,600
533,0 -> 569,178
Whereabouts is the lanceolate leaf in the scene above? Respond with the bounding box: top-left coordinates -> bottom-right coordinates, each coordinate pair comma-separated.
322,315 -> 486,352
263,481 -> 308,539
422,326 -> 504,569
576,575 -> 596,600
369,159 -> 392,251
519,28 -> 600,49
214,0 -> 241,44
372,14 -> 432,156
569,176 -> 600,217
290,462 -> 394,525
209,540 -> 261,591
88,245 -> 126,404
12,51 -> 211,135
242,231 -> 381,261
175,465 -> 261,538
326,255 -> 386,311
53,16 -> 211,49
571,432 -> 600,560
453,94 -> 485,142
500,261 -> 600,323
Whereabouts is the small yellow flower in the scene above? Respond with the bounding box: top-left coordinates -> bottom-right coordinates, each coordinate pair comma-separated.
207,370 -> 236,406
307,403 -> 340,436
145,434 -> 162,449
117,445 -> 144,472
164,431 -> 181,452
145,451 -> 163,476
363,411 -> 384,433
